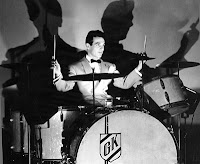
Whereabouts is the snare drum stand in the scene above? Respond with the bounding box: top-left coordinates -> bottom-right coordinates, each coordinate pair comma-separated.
181,112 -> 189,164
177,114 -> 182,164
175,62 -> 181,164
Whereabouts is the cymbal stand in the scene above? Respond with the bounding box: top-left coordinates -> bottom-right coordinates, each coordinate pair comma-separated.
140,35 -> 147,111
52,35 -> 56,83
181,112 -> 189,164
26,64 -> 32,164
176,62 -> 182,163
140,59 -> 145,111
92,68 -> 95,114
177,61 -> 180,77
177,114 -> 181,163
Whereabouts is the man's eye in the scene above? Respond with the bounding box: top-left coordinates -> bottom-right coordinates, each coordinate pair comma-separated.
94,43 -> 105,47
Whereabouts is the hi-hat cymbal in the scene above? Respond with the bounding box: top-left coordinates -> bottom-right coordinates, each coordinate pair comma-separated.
64,73 -> 124,81
131,56 -> 155,61
158,61 -> 200,68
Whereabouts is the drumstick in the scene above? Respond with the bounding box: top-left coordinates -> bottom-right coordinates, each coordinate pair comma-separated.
53,35 -> 56,79
53,35 -> 56,60
143,35 -> 147,53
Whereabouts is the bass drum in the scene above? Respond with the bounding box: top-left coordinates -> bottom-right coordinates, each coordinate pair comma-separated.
69,110 -> 177,164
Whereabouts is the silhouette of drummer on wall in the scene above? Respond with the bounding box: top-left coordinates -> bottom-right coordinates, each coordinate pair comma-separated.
100,0 -> 200,119
3,0 -> 82,125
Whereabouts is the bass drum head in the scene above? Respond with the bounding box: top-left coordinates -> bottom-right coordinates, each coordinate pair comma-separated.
75,110 -> 177,164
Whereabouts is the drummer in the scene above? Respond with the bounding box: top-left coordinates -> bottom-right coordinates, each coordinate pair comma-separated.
53,30 -> 143,106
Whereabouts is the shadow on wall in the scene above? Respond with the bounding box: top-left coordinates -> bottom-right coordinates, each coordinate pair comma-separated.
1,0 -> 83,125
1,0 -> 200,124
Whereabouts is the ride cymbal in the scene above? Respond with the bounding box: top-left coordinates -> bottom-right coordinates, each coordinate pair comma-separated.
64,73 -> 124,81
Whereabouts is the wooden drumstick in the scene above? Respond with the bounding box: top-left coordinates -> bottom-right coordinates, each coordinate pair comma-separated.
143,35 -> 147,53
53,35 -> 56,80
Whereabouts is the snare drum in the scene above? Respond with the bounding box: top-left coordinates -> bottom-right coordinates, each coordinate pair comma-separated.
69,110 -> 177,164
144,75 -> 189,117
35,107 -> 81,160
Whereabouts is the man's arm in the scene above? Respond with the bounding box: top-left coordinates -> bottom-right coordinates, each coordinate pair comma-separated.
53,61 -> 76,92
113,70 -> 142,89
113,61 -> 143,89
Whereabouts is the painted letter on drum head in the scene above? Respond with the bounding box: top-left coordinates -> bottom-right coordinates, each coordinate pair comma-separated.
100,133 -> 121,162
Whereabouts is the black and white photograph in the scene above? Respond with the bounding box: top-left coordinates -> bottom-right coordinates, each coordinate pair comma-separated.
0,0 -> 200,163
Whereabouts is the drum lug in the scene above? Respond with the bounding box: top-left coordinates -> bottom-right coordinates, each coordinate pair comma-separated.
78,127 -> 83,132
167,125 -> 174,134
60,153 -> 75,164
141,108 -> 150,114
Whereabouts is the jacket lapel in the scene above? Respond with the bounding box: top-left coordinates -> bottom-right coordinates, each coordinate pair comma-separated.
80,57 -> 93,74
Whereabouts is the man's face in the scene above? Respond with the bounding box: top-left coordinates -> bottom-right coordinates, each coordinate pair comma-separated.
87,37 -> 105,60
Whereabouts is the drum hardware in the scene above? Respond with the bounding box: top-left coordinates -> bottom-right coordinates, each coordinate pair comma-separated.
63,73 -> 125,81
155,60 -> 200,113
140,108 -> 150,114
180,88 -> 200,164
134,36 -> 157,113
129,55 -> 155,61
184,87 -> 200,115
156,60 -> 199,163
181,112 -> 189,164
167,125 -> 179,149
105,98 -> 113,108
144,75 -> 189,118
58,106 -> 65,122
91,68 -> 96,114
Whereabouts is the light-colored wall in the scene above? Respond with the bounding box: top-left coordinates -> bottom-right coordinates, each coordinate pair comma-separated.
1,0 -> 200,87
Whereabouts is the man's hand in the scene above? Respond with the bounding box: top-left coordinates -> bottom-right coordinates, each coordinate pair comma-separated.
52,60 -> 63,84
135,60 -> 146,72
52,60 -> 62,76
108,65 -> 116,73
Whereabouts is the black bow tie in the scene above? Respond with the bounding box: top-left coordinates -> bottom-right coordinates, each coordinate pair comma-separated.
91,59 -> 101,63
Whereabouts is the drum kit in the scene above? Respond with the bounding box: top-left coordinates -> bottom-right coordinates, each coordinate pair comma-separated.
34,58 -> 200,163
1,58 -> 200,164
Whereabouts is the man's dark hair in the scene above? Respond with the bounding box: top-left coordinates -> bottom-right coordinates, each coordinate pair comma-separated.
85,30 -> 105,45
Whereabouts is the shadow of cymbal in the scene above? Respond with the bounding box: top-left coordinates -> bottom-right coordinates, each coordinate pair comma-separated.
157,61 -> 200,68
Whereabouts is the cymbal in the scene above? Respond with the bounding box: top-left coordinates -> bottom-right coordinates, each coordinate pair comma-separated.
158,61 -> 200,68
64,73 -> 124,81
131,56 -> 155,61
